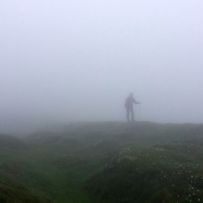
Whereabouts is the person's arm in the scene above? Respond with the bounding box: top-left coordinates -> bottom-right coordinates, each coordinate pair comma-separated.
133,98 -> 140,104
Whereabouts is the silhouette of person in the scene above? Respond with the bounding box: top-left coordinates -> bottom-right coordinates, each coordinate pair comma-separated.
125,93 -> 140,122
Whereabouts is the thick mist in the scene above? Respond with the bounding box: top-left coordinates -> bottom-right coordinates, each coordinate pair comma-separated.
0,0 -> 203,133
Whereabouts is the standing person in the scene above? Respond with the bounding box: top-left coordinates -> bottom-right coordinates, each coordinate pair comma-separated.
125,93 -> 140,122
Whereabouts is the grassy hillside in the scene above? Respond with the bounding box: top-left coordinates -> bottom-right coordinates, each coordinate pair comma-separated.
0,122 -> 203,202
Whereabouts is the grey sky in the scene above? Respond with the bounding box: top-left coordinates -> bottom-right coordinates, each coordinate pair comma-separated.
0,0 -> 203,132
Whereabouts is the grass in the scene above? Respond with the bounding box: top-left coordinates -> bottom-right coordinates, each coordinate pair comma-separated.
0,122 -> 203,202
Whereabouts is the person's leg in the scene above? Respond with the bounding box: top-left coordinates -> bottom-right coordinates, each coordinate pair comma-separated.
126,108 -> 130,122
131,108 -> 135,122
130,108 -> 135,122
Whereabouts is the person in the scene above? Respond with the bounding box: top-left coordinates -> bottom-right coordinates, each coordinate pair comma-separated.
125,93 -> 140,122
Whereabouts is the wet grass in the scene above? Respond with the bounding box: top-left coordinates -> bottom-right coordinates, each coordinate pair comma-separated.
0,122 -> 203,202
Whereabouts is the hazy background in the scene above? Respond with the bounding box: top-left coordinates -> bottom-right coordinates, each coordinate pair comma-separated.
0,0 -> 203,133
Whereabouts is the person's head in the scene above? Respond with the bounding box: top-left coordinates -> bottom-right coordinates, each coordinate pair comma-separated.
129,92 -> 134,97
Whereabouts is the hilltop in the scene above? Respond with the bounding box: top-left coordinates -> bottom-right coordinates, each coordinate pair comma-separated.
0,122 -> 203,202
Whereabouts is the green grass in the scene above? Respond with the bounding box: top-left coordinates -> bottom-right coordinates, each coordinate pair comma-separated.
0,122 -> 203,202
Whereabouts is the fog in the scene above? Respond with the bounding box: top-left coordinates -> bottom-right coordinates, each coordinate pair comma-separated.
0,0 -> 203,133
